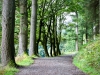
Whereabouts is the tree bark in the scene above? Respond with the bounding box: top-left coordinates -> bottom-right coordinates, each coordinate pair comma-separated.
50,36 -> 53,57
52,15 -> 56,56
75,11 -> 78,51
56,38 -> 61,55
86,21 -> 89,43
1,0 -> 16,66
42,37 -> 49,57
29,0 -> 37,56
99,0 -> 100,34
36,19 -> 42,56
18,0 -> 28,56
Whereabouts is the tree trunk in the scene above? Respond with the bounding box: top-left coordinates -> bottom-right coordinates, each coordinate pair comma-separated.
75,11 -> 78,51
99,0 -> 100,34
41,37 -> 49,57
29,0 -> 37,56
18,0 -> 28,56
92,7 -> 96,40
50,37 -> 53,57
56,38 -> 61,55
52,15 -> 56,56
1,0 -> 16,66
42,30 -> 49,57
49,19 -> 53,57
55,15 -> 61,55
36,19 -> 42,55
86,22 -> 88,43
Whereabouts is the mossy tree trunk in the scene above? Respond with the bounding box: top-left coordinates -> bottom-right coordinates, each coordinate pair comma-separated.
1,0 -> 16,66
99,0 -> 100,34
42,33 -> 49,57
75,11 -> 79,51
52,15 -> 56,56
36,19 -> 43,56
18,0 -> 28,56
29,0 -> 37,56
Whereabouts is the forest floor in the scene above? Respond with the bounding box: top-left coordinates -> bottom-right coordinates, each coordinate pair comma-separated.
16,55 -> 88,75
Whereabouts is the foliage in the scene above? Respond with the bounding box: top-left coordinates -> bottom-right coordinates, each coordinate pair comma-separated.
0,0 -> 2,63
0,54 -> 34,75
0,66 -> 18,75
73,37 -> 100,75
63,51 -> 77,55
15,54 -> 34,66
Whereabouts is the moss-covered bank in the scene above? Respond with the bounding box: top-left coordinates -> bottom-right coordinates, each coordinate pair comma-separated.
73,38 -> 100,75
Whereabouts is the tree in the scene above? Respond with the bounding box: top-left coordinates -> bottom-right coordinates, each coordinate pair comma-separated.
99,0 -> 100,33
1,0 -> 16,66
36,0 -> 69,56
29,0 -> 37,56
18,0 -> 28,56
75,11 -> 78,51
83,0 -> 98,42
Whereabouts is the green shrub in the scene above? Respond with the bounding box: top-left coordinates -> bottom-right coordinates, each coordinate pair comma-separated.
0,54 -> 34,75
73,38 -> 100,75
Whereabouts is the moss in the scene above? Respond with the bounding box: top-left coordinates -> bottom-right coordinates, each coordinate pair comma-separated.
4,66 -> 19,75
0,66 -> 19,75
0,68 -> 5,75
73,37 -> 100,75
0,54 -> 34,75
15,54 -> 34,66
7,60 -> 16,67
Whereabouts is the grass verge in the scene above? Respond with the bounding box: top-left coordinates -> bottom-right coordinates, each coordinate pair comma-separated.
0,54 -> 36,75
63,51 -> 78,55
16,54 -> 34,66
73,38 -> 100,75
0,66 -> 19,75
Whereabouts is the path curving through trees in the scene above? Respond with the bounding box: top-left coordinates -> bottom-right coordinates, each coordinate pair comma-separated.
16,55 -> 87,75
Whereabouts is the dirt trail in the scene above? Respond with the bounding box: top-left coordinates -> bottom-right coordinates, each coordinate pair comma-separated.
16,55 -> 87,75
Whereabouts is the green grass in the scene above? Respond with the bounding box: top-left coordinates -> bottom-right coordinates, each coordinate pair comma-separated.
0,54 -> 35,75
73,37 -> 100,75
0,66 -> 19,75
16,54 -> 34,66
0,63 -> 18,75
63,51 -> 78,55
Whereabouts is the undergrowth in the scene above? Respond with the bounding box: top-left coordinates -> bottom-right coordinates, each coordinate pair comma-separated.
0,54 -> 35,75
0,66 -> 19,75
73,37 -> 100,75
16,54 -> 34,66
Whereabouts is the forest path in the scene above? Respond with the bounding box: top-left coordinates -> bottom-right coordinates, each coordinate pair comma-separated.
16,55 -> 87,75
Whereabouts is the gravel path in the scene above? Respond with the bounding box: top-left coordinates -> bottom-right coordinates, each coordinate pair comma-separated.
16,55 -> 87,75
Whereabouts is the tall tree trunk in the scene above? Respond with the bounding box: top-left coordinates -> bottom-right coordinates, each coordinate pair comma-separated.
80,31 -> 83,45
18,0 -> 28,56
48,18 -> 53,56
75,11 -> 78,51
55,15 -> 61,55
56,38 -> 61,55
29,0 -> 37,56
50,36 -> 53,57
42,33 -> 49,57
1,0 -> 16,66
36,19 -> 42,56
58,15 -> 62,54
52,15 -> 56,56
86,22 -> 88,43
88,7 -> 95,40
99,0 -> 100,34
92,7 -> 96,40
42,26 -> 49,57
